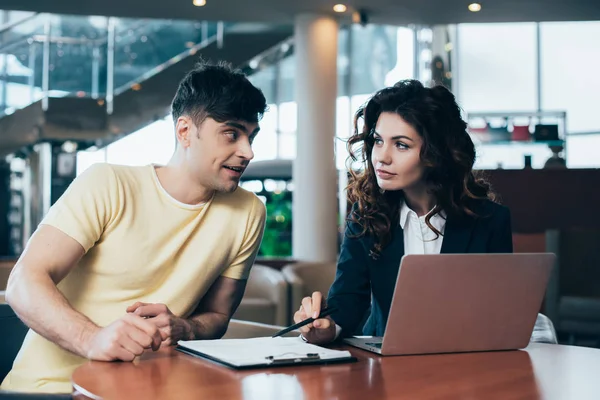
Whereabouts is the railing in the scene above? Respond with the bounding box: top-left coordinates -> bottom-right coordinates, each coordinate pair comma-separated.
0,13 -> 225,117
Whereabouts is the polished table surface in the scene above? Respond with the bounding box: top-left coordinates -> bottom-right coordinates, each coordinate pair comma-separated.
72,343 -> 600,400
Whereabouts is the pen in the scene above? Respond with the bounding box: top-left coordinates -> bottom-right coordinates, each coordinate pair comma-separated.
271,306 -> 338,338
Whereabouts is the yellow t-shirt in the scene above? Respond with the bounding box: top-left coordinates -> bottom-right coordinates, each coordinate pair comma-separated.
1,163 -> 266,393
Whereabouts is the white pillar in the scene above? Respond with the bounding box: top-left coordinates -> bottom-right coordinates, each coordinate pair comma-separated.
293,14 -> 338,262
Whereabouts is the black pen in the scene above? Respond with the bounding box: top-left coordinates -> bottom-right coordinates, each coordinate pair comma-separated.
272,306 -> 338,338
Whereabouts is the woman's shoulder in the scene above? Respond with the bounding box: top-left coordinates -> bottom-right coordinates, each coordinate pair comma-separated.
345,202 -> 384,243
470,199 -> 511,223
346,202 -> 366,235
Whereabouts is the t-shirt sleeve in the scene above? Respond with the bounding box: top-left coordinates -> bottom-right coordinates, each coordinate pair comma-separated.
220,195 -> 266,280
40,163 -> 120,253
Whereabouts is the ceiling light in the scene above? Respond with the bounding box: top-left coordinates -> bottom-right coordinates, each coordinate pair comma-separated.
468,3 -> 482,12
333,4 -> 347,13
193,0 -> 206,6
61,141 -> 78,153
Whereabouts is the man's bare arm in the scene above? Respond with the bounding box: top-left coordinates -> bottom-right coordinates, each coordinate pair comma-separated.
6,225 -> 161,360
6,225 -> 98,356
129,276 -> 247,343
186,276 -> 247,340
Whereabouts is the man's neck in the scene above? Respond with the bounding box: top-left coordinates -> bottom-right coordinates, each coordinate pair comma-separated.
155,160 -> 214,206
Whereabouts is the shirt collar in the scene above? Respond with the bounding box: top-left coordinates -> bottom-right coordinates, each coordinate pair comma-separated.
399,201 -> 412,229
399,200 -> 446,230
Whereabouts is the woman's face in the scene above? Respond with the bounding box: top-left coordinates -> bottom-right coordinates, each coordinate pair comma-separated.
370,112 -> 425,192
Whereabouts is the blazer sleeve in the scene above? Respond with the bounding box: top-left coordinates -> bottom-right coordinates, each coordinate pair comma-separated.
327,209 -> 372,336
488,206 -> 513,253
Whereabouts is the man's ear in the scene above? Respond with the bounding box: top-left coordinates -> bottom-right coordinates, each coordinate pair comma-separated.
175,116 -> 192,148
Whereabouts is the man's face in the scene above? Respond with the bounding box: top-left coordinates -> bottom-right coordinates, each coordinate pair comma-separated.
176,116 -> 259,193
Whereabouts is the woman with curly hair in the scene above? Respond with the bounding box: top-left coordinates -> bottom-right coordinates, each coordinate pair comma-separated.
294,79 -> 513,345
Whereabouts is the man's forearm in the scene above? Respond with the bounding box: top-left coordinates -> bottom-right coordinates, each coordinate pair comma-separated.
6,268 -> 100,358
185,312 -> 230,340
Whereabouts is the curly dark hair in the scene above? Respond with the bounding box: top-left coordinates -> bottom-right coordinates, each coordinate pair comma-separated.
346,79 -> 495,259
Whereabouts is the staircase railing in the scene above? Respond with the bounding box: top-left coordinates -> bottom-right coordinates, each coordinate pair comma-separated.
0,13 -> 226,117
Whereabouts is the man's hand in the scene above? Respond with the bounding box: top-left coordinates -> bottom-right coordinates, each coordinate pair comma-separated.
126,302 -> 193,346
85,313 -> 162,361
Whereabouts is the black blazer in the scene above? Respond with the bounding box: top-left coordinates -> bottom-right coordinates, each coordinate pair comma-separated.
327,200 -> 513,338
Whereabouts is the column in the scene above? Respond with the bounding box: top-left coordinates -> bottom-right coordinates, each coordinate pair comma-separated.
293,14 -> 338,262
23,141 -> 77,240
25,143 -> 53,237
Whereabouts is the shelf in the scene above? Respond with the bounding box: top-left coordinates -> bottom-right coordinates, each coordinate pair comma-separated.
466,111 -> 567,119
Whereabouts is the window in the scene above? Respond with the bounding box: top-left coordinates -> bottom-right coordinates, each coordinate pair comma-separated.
77,116 -> 175,175
106,116 -> 175,166
566,134 -> 600,168
457,23 -> 537,112
540,22 -> 600,134
252,103 -> 277,161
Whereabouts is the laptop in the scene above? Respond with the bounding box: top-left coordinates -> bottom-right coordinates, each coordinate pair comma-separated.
343,253 -> 555,355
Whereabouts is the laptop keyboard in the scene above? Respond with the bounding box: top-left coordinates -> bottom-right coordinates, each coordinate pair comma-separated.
365,342 -> 382,348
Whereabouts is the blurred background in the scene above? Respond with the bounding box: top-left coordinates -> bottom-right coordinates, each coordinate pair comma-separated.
0,1 -> 599,346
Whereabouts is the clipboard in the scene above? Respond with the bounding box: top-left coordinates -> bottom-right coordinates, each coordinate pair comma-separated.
176,337 -> 357,370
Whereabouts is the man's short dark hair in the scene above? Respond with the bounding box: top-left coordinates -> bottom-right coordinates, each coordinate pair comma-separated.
171,60 -> 267,126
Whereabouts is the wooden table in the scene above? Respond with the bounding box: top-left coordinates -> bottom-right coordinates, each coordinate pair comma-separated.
72,343 -> 600,399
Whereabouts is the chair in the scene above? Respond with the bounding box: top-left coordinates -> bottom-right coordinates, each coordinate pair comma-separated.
232,264 -> 289,326
531,313 -> 558,344
0,304 -> 29,384
0,268 -> 10,290
281,261 -> 337,324
1,262 -> 13,304
0,392 -> 72,399
545,229 -> 600,345
0,303 -> 65,400
0,260 -> 15,285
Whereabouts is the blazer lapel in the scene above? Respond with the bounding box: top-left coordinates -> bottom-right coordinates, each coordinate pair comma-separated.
378,224 -> 404,267
441,213 -> 475,254
371,224 -> 404,333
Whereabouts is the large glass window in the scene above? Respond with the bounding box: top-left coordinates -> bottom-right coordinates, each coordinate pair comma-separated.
566,134 -> 600,168
252,103 -> 278,161
335,96 -> 351,170
540,21 -> 600,134
76,116 -> 174,174
278,101 -> 296,159
350,25 -> 400,96
248,64 -> 278,161
106,116 -> 174,166
457,23 -> 538,112
385,27 -> 415,86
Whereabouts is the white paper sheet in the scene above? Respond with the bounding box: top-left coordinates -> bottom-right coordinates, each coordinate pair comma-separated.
177,337 -> 353,367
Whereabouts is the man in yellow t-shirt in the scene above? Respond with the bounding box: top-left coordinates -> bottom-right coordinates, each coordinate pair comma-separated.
2,61 -> 268,393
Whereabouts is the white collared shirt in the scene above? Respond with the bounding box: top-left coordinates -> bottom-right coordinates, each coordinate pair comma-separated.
399,201 -> 446,255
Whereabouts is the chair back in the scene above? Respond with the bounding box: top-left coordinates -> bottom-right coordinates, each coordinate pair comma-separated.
0,303 -> 29,383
